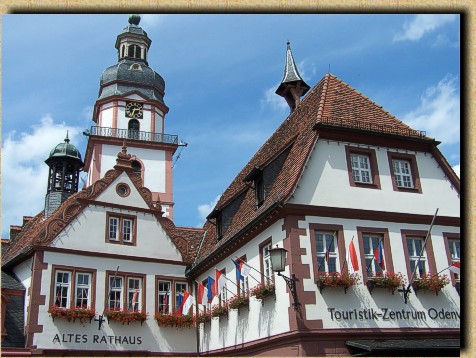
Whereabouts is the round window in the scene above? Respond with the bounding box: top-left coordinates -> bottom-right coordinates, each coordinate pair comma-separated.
116,183 -> 130,197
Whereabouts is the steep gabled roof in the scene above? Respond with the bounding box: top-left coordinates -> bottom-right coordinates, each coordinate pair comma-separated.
188,73 -> 440,275
2,153 -> 202,268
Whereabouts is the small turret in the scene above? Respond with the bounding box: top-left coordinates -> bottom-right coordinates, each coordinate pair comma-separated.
275,42 -> 310,112
44,133 -> 84,218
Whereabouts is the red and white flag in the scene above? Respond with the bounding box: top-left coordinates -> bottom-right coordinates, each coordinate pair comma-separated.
347,238 -> 359,273
216,270 -> 227,295
237,258 -> 251,278
449,262 -> 460,275
131,290 -> 139,309
182,291 -> 194,315
197,282 -> 208,305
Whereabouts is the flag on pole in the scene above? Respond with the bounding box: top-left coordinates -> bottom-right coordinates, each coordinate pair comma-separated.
347,239 -> 359,273
240,261 -> 251,278
182,291 -> 194,315
207,276 -> 215,301
131,290 -> 139,309
164,291 -> 169,306
449,261 -> 460,274
197,282 -> 208,305
374,241 -> 385,270
325,245 -> 330,264
55,285 -> 62,306
216,270 -> 227,295
177,292 -> 183,310
232,259 -> 244,281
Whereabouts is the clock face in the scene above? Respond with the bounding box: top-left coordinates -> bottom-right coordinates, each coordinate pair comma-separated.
125,102 -> 143,119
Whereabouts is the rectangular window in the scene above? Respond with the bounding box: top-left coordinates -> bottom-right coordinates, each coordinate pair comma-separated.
108,217 -> 119,241
216,212 -> 223,240
107,273 -> 144,311
393,160 -> 413,188
448,239 -> 460,280
123,219 -> 133,242
387,152 -> 422,193
350,154 -> 372,184
158,281 -> 171,313
75,273 -> 91,308
363,234 -> 383,276
127,277 -> 142,310
175,282 -> 188,312
106,212 -> 136,245
52,267 -> 95,309
262,243 -> 273,283
255,173 -> 265,207
55,271 -> 71,308
345,146 -> 380,189
316,232 -> 337,273
406,237 -> 427,277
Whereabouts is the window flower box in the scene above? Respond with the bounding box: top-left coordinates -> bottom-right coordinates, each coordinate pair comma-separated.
104,308 -> 147,325
367,272 -> 406,295
155,312 -> 194,329
195,311 -> 212,324
211,304 -> 229,318
250,282 -> 276,304
317,272 -> 360,294
228,294 -> 250,310
48,306 -> 96,325
412,273 -> 450,296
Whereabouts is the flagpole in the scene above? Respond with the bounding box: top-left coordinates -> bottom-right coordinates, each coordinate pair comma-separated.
365,237 -> 384,274
235,256 -> 265,281
401,208 -> 439,304
223,275 -> 246,295
431,263 -> 458,278
317,232 -> 335,275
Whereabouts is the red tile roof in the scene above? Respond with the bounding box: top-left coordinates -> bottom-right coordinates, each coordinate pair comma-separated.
189,73 -> 435,274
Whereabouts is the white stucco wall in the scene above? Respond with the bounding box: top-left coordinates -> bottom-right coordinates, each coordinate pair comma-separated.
291,140 -> 460,218
296,215 -> 459,329
197,221 -> 291,352
50,179 -> 181,260
99,145 -> 167,194
36,251 -> 195,353
12,258 -> 33,327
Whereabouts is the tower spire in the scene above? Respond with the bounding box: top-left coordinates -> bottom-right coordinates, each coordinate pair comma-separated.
275,42 -> 310,113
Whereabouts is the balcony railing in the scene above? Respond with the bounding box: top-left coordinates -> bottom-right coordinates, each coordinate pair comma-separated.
88,126 -> 179,145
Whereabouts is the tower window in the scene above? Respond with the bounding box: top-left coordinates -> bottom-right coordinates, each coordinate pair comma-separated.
131,160 -> 142,175
128,119 -> 140,140
128,44 -> 142,59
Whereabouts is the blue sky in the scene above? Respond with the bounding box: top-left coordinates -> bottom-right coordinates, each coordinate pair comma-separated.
1,14 -> 461,237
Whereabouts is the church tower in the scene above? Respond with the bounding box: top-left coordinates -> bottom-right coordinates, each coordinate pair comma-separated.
275,42 -> 310,112
83,14 -> 179,219
44,133 -> 84,218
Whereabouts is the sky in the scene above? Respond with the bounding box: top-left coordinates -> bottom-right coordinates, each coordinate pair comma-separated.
1,14 -> 461,237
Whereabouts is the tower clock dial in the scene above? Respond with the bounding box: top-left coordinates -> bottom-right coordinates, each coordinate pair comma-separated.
125,101 -> 143,119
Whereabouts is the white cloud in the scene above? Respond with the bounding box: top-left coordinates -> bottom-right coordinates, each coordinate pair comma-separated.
394,14 -> 457,42
452,163 -> 460,178
262,85 -> 289,111
1,115 -> 83,237
197,195 -> 220,226
402,75 -> 460,144
140,15 -> 164,29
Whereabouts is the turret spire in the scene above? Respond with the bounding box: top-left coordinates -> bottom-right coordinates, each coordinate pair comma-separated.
275,42 -> 310,112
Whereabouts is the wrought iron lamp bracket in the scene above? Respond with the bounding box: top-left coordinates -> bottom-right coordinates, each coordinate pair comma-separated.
278,272 -> 300,309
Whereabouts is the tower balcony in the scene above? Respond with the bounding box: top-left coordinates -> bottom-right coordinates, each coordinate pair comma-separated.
87,126 -> 179,145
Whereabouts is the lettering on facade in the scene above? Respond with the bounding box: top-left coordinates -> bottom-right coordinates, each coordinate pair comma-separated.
327,307 -> 460,321
52,334 -> 143,345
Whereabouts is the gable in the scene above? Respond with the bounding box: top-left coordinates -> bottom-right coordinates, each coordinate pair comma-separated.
95,171 -> 149,209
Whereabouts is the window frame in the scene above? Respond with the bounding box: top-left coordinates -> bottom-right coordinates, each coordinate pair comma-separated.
105,212 -> 137,246
154,276 -> 189,315
255,172 -> 265,207
401,229 -> 437,281
387,152 -> 422,193
309,224 -> 345,283
443,232 -> 460,286
50,265 -> 96,310
357,227 -> 394,284
345,146 -> 381,189
105,271 -> 146,312
259,238 -> 273,284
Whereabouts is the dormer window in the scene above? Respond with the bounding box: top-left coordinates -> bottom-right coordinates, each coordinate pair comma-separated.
216,212 -> 223,240
243,166 -> 265,208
